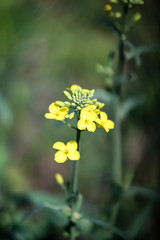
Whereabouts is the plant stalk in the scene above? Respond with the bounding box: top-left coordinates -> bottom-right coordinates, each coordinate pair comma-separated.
112,3 -> 128,186
70,122 -> 81,240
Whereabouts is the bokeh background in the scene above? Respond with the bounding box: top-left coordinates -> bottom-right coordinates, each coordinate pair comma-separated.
0,0 -> 160,239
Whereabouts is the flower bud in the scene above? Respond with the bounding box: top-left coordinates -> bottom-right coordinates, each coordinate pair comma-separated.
55,173 -> 64,185
64,91 -> 72,100
55,101 -> 64,107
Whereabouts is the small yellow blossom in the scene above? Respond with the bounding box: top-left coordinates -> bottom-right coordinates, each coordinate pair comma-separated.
65,112 -> 75,119
53,141 -> 80,163
69,85 -> 82,91
96,112 -> 114,132
77,106 -> 98,132
105,4 -> 112,11
45,103 -> 69,121
55,173 -> 64,185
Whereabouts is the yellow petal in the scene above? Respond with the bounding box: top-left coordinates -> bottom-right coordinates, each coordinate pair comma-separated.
68,150 -> 80,161
53,142 -> 66,151
70,85 -> 82,91
107,120 -> 114,129
54,151 -> 67,163
49,103 -> 59,113
100,111 -> 108,122
77,119 -> 86,130
95,117 -> 101,125
83,89 -> 90,93
103,125 -> 109,132
85,105 -> 97,111
45,113 -> 55,119
87,121 -> 96,132
59,107 -> 69,114
66,141 -> 78,152
80,109 -> 88,119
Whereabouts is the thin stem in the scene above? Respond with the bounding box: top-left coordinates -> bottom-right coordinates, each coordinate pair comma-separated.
63,121 -> 77,130
69,121 -> 81,240
112,4 -> 127,186
113,99 -> 122,185
72,128 -> 81,194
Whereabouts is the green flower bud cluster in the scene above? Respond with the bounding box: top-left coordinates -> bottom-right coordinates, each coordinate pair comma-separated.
109,0 -> 144,5
64,85 -> 104,111
123,0 -> 144,5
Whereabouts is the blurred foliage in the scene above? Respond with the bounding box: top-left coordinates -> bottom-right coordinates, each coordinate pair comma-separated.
0,0 -> 160,239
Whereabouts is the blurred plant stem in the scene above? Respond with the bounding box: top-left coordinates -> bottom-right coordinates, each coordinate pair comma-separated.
112,5 -> 128,186
70,118 -> 81,240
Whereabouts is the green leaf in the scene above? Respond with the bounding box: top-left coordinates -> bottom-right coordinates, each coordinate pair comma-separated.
124,186 -> 160,200
123,170 -> 135,189
126,205 -> 151,237
125,40 -> 141,66
20,202 -> 62,223
24,190 -> 65,207
85,216 -> 133,240
118,96 -> 143,121
95,89 -> 117,105
125,40 -> 160,66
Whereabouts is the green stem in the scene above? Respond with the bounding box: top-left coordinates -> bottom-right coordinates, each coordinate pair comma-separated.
112,4 -> 127,186
70,124 -> 81,240
72,128 -> 81,194
63,121 -> 77,130
113,99 -> 122,185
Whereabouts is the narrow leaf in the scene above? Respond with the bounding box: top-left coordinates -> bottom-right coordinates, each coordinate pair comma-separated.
124,186 -> 160,200
85,216 -> 134,240
126,205 -> 151,236
20,202 -> 62,223
125,40 -> 141,66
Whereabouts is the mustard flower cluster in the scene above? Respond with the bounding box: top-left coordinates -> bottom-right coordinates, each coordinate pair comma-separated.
45,85 -> 114,163
105,0 -> 144,19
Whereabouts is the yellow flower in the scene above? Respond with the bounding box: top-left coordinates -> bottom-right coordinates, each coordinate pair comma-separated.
96,112 -> 114,132
77,106 -> 98,132
53,141 -> 80,163
45,103 -> 69,121
55,173 -> 64,185
105,4 -> 112,11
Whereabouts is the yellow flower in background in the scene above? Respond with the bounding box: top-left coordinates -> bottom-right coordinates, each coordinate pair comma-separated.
105,4 -> 112,11
55,173 -> 64,185
96,111 -> 114,132
45,103 -> 69,121
77,106 -> 98,132
53,141 -> 80,163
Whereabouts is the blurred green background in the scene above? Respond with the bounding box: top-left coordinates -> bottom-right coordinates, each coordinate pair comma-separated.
0,0 -> 160,239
